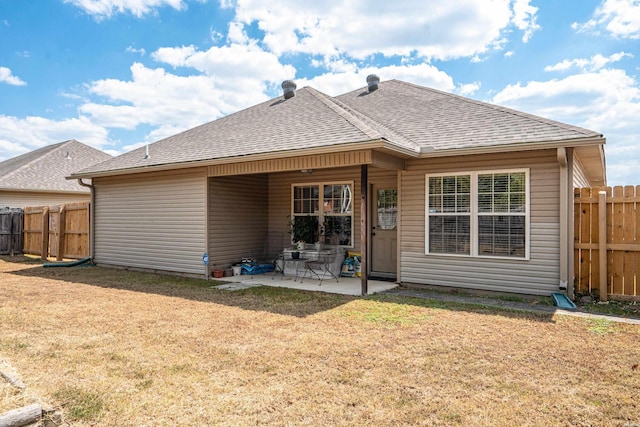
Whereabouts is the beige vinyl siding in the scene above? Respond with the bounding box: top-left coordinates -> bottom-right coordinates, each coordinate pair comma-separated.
94,168 -> 207,275
208,175 -> 268,269
0,191 -> 89,209
572,153 -> 590,188
401,149 -> 560,295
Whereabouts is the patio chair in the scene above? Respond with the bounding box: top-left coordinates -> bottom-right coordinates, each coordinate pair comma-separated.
299,251 -> 339,285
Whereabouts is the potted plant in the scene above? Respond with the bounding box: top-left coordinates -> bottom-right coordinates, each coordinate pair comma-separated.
287,215 -> 319,252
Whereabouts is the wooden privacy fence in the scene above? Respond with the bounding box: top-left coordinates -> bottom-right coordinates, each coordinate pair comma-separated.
0,208 -> 24,255
574,186 -> 640,301
23,202 -> 90,260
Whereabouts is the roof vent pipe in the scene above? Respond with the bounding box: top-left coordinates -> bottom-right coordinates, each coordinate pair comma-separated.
282,80 -> 297,99
366,74 -> 380,92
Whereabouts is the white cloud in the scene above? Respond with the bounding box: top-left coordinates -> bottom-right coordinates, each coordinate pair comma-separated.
0,67 -> 27,86
511,0 -> 541,42
64,0 -> 188,19
491,68 -> 640,185
80,62 -> 224,131
152,45 -> 198,65
78,41 -> 294,138
126,46 -> 146,55
545,52 -> 633,72
457,82 -> 481,96
232,0 -> 534,60
209,27 -> 224,43
573,0 -> 640,39
0,115 -> 112,160
151,42 -> 295,90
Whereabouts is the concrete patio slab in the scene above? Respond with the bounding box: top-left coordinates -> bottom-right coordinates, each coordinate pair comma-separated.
213,272 -> 398,296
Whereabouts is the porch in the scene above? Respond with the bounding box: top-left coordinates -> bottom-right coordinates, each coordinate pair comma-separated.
207,151 -> 403,296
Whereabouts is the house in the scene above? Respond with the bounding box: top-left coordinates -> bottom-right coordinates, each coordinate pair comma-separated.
0,139 -> 111,208
70,77 -> 606,297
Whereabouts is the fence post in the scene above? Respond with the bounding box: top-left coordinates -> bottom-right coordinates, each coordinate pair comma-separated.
56,205 -> 66,261
41,207 -> 50,261
598,191 -> 607,302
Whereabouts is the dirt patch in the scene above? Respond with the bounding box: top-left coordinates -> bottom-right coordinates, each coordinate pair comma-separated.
1,256 -> 639,426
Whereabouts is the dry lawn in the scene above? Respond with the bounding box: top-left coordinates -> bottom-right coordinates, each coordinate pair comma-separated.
1,256 -> 639,426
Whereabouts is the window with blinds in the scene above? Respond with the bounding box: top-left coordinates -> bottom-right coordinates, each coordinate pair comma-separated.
426,170 -> 529,259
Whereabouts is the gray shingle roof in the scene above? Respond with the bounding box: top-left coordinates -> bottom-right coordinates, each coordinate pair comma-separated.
73,79 -> 603,177
0,140 -> 111,192
336,80 -> 601,150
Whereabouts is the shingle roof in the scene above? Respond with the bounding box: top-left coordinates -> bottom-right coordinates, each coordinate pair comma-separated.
0,140 -> 111,192
336,80 -> 601,150
73,79 -> 603,177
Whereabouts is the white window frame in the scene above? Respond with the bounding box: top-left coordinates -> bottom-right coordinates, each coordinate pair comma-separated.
425,169 -> 530,260
291,181 -> 355,248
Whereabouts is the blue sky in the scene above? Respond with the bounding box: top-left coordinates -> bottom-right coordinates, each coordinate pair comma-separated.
0,0 -> 639,185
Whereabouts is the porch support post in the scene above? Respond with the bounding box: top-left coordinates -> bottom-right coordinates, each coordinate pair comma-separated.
360,164 -> 369,296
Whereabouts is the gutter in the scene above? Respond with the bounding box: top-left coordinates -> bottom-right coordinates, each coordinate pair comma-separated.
416,136 -> 605,159
68,139 -> 416,180
77,179 -> 95,261
68,135 -> 605,181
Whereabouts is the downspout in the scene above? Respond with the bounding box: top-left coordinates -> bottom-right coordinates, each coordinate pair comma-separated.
557,148 -> 570,297
566,147 -> 575,300
77,179 -> 95,261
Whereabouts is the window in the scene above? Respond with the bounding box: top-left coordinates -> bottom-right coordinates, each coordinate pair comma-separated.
376,189 -> 398,230
426,170 -> 529,259
292,182 -> 353,246
427,175 -> 471,255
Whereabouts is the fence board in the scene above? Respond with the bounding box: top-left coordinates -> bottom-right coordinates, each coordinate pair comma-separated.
636,185 -> 640,296
611,186 -> 624,294
23,206 -> 45,255
0,208 -> 24,255
573,189 -> 582,294
579,187 -> 592,291
575,186 -> 640,300
622,186 -> 635,296
48,206 -> 60,259
591,188 -> 601,295
605,186 -> 613,296
62,202 -> 89,258
22,202 -> 90,260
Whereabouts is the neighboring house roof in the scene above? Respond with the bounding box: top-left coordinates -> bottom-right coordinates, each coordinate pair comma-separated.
0,140 -> 111,193
72,79 -> 605,179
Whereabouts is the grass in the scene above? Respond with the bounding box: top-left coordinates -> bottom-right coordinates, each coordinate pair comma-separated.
52,386 -> 105,422
578,299 -> 640,317
1,255 -> 640,426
